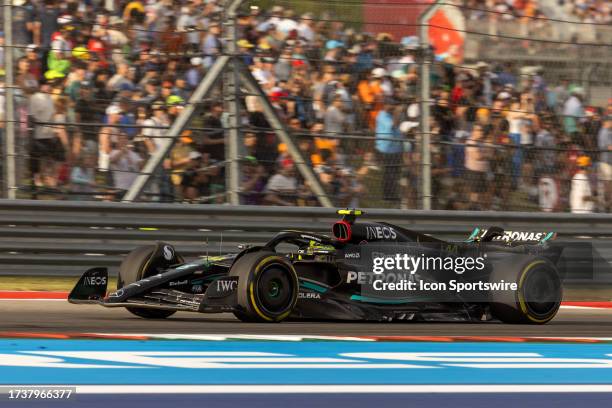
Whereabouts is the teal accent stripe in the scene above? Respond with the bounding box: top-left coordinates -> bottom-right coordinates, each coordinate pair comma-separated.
350,295 -> 414,304
466,227 -> 480,242
299,281 -> 328,293
541,232 -> 555,243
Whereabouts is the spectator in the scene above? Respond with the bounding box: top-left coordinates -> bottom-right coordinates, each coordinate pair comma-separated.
69,154 -> 96,200
570,155 -> 595,213
98,104 -> 122,184
464,124 -> 492,209
598,116 -> 612,212
28,79 -> 58,187
108,63 -> 133,93
176,3 -> 199,50
142,102 -> 168,152
16,54 -> 34,87
563,87 -> 586,145
109,133 -> 142,192
65,61 -> 87,101
180,151 -> 206,201
39,0 -> 59,50
324,95 -> 347,137
334,166 -> 364,207
25,44 -> 43,79
170,130 -> 196,197
51,96 -> 69,172
202,21 -> 222,68
12,0 -> 38,48
200,101 -> 225,162
534,118 -> 556,176
375,100 -> 403,203
74,80 -> 99,143
358,69 -> 384,130
240,156 -> 267,205
264,161 -> 299,206
538,176 -> 560,212
432,91 -> 455,141
298,13 -> 316,42
186,58 -> 205,89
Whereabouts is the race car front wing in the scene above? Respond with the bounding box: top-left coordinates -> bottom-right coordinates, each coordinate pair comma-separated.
68,267 -> 239,313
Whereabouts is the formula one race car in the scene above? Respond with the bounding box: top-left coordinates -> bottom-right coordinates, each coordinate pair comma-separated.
69,210 -> 564,324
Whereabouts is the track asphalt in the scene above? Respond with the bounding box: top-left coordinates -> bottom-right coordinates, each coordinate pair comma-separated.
2,299 -> 612,407
1,300 -> 612,336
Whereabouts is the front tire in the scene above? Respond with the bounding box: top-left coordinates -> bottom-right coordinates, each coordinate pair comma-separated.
118,243 -> 180,319
489,255 -> 562,324
229,251 -> 298,323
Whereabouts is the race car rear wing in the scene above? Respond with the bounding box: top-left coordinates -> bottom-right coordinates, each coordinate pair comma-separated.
467,227 -> 556,244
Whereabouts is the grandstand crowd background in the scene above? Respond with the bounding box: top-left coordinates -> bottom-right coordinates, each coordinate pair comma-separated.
0,0 -> 610,212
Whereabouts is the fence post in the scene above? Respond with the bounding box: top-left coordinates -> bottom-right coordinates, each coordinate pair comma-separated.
418,0 -> 442,211
3,0 -> 16,199
224,0 -> 241,205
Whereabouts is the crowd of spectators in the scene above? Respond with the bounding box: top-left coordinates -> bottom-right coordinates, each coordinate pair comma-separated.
462,0 -> 610,25
461,0 -> 610,44
462,0 -> 543,21
565,0 -> 611,24
1,0 -> 611,212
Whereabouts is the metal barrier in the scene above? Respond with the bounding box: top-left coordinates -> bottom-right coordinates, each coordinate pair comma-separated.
0,199 -> 611,276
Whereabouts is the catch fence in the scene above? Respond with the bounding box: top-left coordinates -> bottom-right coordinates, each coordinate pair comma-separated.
0,0 -> 610,211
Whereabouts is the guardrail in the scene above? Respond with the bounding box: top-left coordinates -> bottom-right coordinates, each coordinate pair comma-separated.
0,200 -> 611,276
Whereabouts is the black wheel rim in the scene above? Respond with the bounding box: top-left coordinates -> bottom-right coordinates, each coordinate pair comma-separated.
268,279 -> 282,298
523,265 -> 561,317
255,264 -> 295,315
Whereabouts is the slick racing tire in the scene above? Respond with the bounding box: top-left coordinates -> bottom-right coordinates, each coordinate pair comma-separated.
118,243 -> 182,319
489,255 -> 562,324
229,251 -> 299,323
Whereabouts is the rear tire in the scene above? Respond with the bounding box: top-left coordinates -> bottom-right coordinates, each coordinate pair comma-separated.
489,255 -> 562,324
229,251 -> 298,323
118,243 -> 179,319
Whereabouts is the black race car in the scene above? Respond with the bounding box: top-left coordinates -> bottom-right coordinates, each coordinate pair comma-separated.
69,210 -> 564,324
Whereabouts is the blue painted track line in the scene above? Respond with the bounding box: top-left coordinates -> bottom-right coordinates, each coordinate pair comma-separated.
1,339 -> 612,385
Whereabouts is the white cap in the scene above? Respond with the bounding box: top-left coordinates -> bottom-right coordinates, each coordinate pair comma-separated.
347,45 -> 361,54
407,103 -> 419,119
190,57 -> 203,66
57,15 -> 73,25
105,105 -> 121,115
399,121 -> 419,133
188,151 -> 202,160
372,67 -> 387,78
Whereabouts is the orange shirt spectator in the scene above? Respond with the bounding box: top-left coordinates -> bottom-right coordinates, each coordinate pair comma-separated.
358,74 -> 384,130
